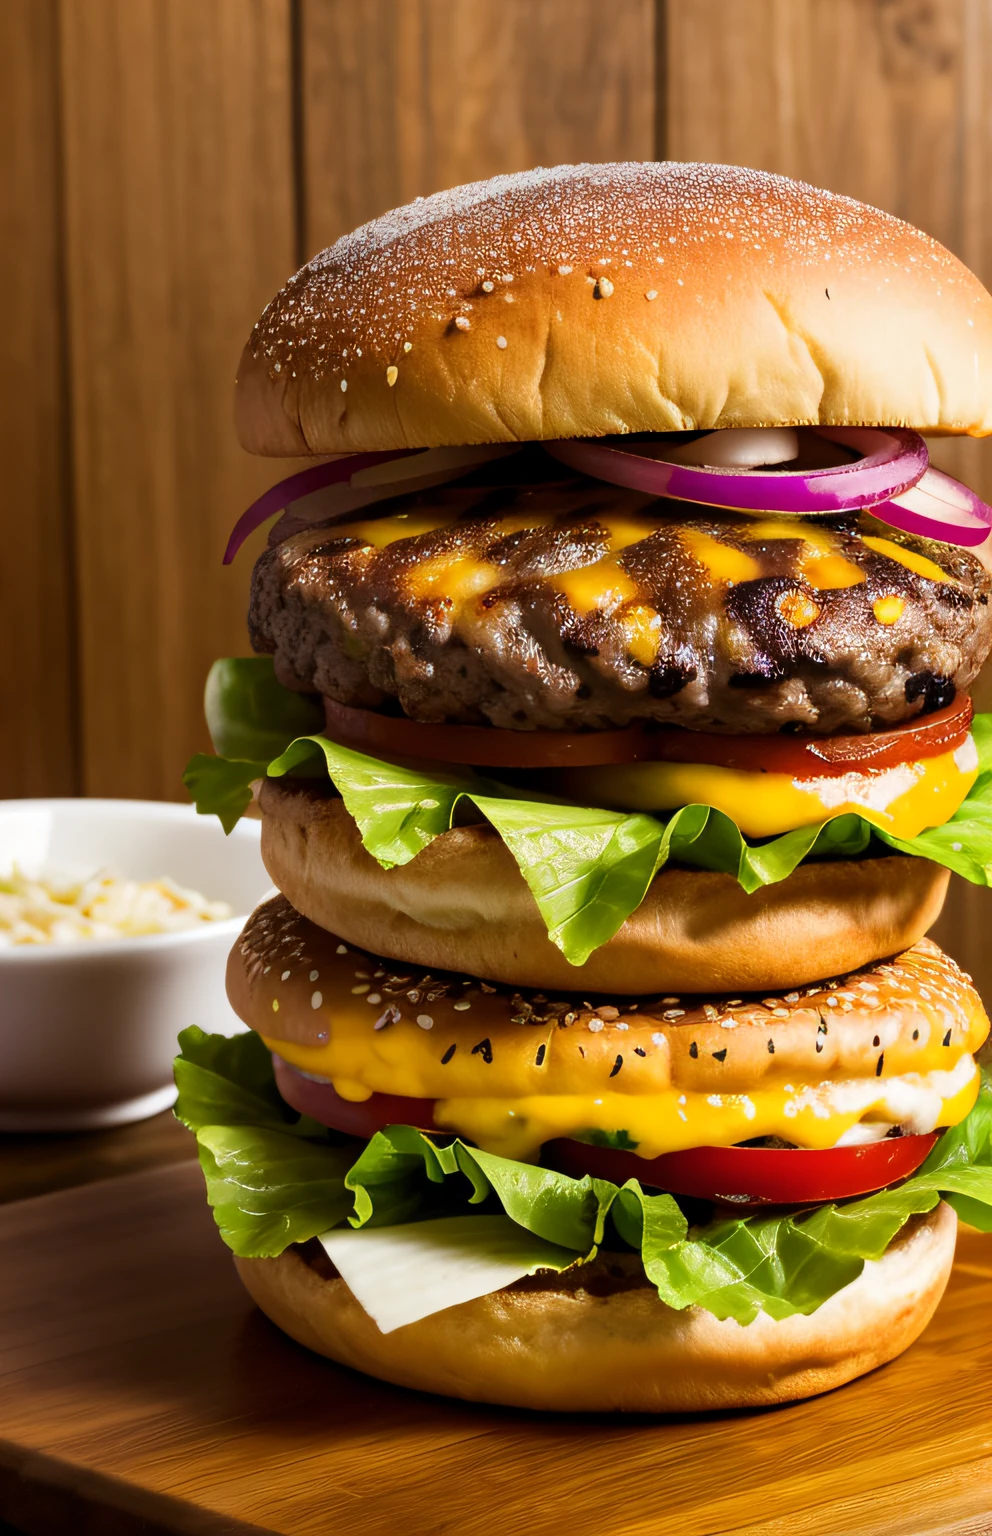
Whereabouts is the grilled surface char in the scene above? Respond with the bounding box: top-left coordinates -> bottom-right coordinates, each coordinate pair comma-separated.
249,469 -> 992,734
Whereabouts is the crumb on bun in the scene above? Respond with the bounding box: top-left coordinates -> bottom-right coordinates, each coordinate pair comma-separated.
235,162 -> 992,455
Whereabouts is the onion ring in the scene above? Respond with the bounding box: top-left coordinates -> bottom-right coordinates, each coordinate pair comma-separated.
545,426 -> 928,515
872,466 -> 992,549
223,445 -> 522,565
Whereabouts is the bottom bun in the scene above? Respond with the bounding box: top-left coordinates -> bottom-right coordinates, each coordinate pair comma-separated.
235,1203 -> 955,1412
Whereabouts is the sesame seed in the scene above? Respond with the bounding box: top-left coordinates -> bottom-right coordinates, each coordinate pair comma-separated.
652,1032 -> 665,1046
453,999 -> 471,1011
662,997 -> 680,1005
311,991 -> 323,1010
593,277 -> 614,298
454,315 -> 471,331
386,365 -> 398,386
281,970 -> 291,981
689,1042 -> 699,1059
481,280 -> 495,292
441,1044 -> 456,1064
272,362 -> 281,373
557,264 -> 573,275
263,966 -> 271,975
645,289 -> 658,300
416,1014 -> 434,1029
309,970 -> 319,982
340,379 -> 348,392
352,984 -> 370,995
496,335 -> 508,348
773,1008 -> 790,1019
663,1009 -> 685,1020
336,944 -> 347,955
535,1042 -> 547,1066
588,1019 -> 604,1033
367,993 -> 381,1004
403,341 -> 413,352
271,999 -> 279,1012
712,1048 -> 727,1063
610,1055 -> 623,1077
597,1006 -> 619,1020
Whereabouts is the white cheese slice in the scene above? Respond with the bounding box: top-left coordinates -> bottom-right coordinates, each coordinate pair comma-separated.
318,1214 -> 576,1334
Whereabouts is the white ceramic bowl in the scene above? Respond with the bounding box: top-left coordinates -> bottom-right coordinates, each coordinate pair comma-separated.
0,799 -> 271,1131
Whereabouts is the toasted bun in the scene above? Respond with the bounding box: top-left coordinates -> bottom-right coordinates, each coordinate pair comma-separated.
235,163 -> 992,455
234,1204 -> 955,1411
231,896 -> 988,1103
258,780 -> 950,994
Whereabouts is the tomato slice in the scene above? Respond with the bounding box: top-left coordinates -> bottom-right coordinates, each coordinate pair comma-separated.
275,1057 -> 939,1205
322,694 -> 972,775
273,1055 -> 436,1136
544,1134 -> 939,1205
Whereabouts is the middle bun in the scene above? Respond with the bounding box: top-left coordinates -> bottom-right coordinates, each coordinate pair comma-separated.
258,779 -> 949,994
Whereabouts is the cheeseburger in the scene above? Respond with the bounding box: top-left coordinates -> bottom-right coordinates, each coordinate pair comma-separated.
178,162 -> 992,1412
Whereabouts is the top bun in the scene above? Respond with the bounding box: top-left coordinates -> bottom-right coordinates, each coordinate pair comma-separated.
236,162 -> 992,455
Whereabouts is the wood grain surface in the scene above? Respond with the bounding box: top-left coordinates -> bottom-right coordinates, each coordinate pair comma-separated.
58,0 -> 299,801
299,0 -> 657,252
0,0 -> 76,799
1,1162 -> 992,1536
0,1108 -> 195,1208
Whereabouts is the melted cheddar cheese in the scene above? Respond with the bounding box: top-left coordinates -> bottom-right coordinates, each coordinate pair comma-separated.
265,1036 -> 979,1162
560,738 -> 979,839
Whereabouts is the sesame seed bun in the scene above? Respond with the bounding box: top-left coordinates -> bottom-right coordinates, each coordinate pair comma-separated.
233,1203 -> 956,1411
230,895 -> 988,1107
256,779 -> 952,996
235,163 -> 992,456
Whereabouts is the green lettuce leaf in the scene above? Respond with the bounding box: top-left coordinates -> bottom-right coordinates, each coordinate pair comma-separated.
184,714 -> 992,965
204,657 -> 324,762
875,713 -> 992,885
175,1030 -> 992,1323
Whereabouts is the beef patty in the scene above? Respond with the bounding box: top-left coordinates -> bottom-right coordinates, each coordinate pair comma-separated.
248,474 -> 992,734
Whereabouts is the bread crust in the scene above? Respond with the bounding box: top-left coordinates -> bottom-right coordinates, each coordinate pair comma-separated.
235,163 -> 992,455
233,1204 -> 956,1411
258,780 -> 951,994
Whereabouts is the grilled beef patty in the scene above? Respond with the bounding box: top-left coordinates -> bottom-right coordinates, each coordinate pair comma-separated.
249,473 -> 992,734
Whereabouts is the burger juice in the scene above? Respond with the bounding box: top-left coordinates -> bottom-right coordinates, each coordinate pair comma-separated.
178,163 -> 992,1411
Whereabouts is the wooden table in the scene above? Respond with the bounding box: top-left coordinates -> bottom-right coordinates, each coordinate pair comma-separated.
2,1155 -> 992,1536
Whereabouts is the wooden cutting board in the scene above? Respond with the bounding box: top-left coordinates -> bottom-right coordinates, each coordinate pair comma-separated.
2,1164 -> 992,1536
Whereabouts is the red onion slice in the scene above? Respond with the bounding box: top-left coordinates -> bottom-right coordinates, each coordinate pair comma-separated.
871,467 -> 992,549
545,426 -> 929,515
223,445 -> 522,563
223,451 -> 415,564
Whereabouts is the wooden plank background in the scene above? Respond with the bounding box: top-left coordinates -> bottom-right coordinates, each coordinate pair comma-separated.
2,0 -> 990,991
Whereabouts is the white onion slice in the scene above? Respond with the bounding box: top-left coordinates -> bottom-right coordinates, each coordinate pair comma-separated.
662,427 -> 800,468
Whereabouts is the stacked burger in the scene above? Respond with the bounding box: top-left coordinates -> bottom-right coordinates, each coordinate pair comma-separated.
179,163 -> 992,1412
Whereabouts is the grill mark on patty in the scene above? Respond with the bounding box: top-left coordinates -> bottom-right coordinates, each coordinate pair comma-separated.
249,480 -> 992,734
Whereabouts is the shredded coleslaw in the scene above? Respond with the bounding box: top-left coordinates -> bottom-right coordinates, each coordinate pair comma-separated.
0,866 -> 232,946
